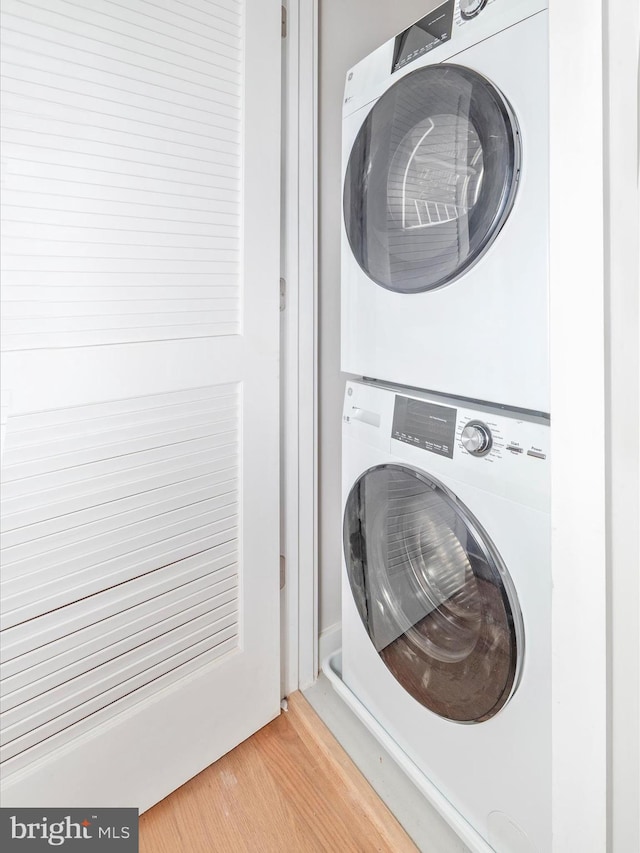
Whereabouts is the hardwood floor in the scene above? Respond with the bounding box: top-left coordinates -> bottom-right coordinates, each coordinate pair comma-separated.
139,691 -> 418,852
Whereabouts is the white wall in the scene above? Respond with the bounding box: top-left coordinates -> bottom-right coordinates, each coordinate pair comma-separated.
548,2 -> 609,847
317,0 -> 438,638
605,0 -> 640,847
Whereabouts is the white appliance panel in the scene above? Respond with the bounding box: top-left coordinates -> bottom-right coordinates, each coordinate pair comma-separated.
341,5 -> 549,413
342,380 -> 550,852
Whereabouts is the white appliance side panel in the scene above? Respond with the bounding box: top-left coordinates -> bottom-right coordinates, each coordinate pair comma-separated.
341,13 -> 549,412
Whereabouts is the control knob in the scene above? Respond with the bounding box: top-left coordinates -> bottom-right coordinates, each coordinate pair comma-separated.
461,421 -> 492,456
460,0 -> 488,20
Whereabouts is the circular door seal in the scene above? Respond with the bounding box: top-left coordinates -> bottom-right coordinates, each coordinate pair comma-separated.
343,464 -> 524,722
344,64 -> 520,294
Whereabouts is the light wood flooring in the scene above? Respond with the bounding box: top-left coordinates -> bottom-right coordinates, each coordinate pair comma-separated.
139,691 -> 418,853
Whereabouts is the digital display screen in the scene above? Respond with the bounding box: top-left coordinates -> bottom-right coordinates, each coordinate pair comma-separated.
392,0 -> 455,72
392,395 -> 457,459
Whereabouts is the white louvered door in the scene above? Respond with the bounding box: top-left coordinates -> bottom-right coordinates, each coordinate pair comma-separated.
0,0 -> 282,810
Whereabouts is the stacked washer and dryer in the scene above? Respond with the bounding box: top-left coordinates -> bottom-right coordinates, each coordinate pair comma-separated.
337,1 -> 550,852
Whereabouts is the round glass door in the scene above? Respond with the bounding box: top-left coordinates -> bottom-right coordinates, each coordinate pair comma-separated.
344,64 -> 520,293
343,464 -> 524,723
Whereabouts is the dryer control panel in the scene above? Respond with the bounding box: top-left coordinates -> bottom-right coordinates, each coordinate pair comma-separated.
390,0 -> 536,74
392,1 -> 455,72
343,0 -> 546,118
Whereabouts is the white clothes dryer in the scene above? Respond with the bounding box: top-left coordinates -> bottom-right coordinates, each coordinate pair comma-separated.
342,379 -> 550,852
342,0 -> 549,413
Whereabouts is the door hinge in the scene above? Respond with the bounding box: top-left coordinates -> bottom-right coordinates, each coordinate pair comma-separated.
280,277 -> 286,311
280,555 -> 286,589
281,5 -> 287,38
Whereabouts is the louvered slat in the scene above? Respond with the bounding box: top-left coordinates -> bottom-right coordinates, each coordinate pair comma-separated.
0,382 -> 242,770
1,0 -> 243,349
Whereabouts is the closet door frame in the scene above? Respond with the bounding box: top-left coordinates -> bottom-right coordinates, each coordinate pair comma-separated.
281,0 -> 319,695
291,2 -> 636,851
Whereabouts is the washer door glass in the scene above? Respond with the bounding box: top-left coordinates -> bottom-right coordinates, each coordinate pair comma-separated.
343,464 -> 524,723
344,64 -> 520,293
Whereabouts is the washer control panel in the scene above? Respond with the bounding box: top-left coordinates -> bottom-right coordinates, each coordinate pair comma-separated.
390,391 -> 549,471
345,382 -> 550,511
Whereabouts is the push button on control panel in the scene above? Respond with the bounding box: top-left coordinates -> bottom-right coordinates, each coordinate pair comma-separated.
527,449 -> 547,460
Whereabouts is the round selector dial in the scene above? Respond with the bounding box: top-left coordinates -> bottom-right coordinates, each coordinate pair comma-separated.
460,0 -> 488,20
461,420 -> 493,456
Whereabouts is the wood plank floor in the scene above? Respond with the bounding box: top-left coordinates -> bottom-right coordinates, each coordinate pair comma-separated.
139,691 -> 418,853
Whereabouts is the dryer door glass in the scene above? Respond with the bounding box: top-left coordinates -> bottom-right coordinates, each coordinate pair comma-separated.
344,64 -> 520,293
343,464 -> 524,722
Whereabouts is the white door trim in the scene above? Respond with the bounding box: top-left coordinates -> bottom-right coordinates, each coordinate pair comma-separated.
281,0 -> 319,695
604,0 -> 640,848
549,2 -> 608,849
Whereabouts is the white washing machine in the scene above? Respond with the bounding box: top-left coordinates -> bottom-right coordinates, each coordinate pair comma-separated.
342,0 -> 549,413
342,379 -> 550,852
